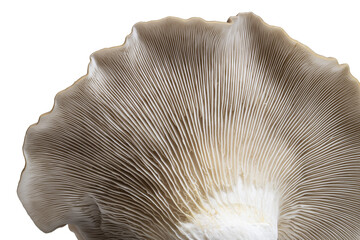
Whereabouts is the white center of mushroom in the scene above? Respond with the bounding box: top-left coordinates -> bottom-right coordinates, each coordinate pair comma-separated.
178,178 -> 279,240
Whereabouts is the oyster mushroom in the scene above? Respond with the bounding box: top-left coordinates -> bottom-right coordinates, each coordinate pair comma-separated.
18,13 -> 360,240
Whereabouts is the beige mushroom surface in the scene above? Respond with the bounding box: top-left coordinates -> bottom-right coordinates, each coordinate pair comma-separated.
18,13 -> 360,240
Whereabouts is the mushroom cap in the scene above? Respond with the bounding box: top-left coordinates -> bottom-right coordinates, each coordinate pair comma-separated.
18,13 -> 360,239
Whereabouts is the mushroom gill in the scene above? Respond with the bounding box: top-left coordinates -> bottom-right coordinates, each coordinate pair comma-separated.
18,13 -> 360,240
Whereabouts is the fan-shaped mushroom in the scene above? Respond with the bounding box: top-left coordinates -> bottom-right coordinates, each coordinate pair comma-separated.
18,13 -> 360,239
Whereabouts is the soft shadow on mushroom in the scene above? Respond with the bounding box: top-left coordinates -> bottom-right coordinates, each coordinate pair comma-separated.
18,13 -> 360,240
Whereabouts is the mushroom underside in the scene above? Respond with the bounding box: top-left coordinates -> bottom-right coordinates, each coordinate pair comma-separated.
18,13 -> 360,240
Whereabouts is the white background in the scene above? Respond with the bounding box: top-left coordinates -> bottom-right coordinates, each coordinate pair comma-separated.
1,0 -> 359,239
